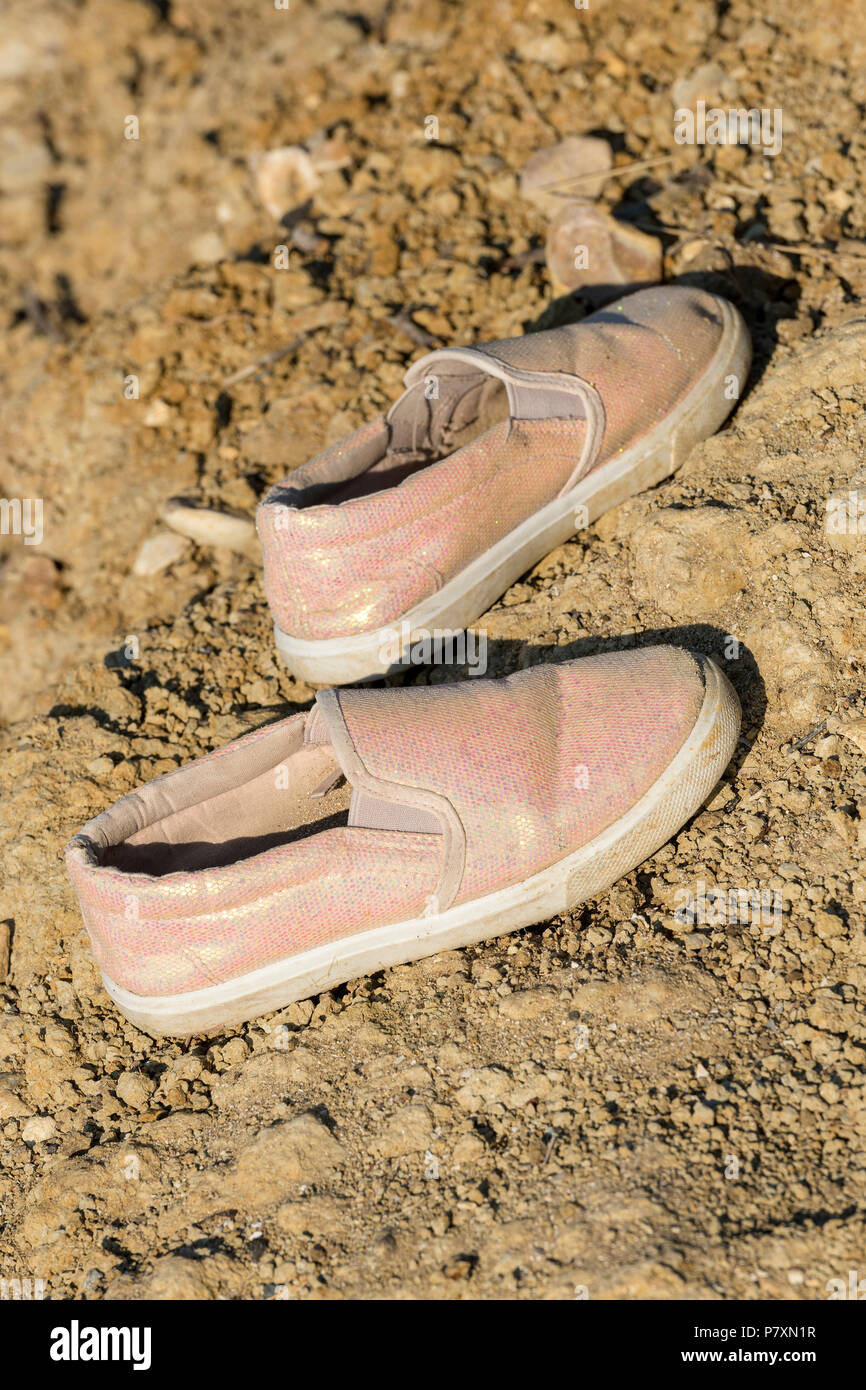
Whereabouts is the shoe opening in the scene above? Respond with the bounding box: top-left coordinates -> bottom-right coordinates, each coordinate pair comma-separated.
75,705 -> 441,877
86,715 -> 350,876
266,371 -> 510,511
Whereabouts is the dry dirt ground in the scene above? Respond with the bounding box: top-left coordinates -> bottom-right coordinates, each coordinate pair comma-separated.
1,0 -> 866,1301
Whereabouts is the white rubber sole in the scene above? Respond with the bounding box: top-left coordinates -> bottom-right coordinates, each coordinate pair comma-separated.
275,297 -> 751,685
102,656 -> 740,1037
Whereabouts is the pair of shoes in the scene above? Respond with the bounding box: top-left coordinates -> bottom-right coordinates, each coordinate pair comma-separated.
65,287 -> 750,1036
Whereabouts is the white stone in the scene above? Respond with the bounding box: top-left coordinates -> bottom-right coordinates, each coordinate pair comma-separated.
132,530 -> 191,577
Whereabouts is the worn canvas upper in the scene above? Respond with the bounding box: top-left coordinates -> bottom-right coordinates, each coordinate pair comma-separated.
66,646 -> 706,997
258,287 -> 728,641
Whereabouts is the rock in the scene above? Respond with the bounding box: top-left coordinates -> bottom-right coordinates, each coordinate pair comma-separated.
813,735 -> 840,759
249,146 -> 320,220
545,204 -> 662,300
161,497 -> 259,559
43,1025 -> 74,1058
0,38 -> 37,79
0,134 -> 52,193
0,1078 -> 29,1120
14,555 -> 62,605
0,1017 -> 28,1062
628,506 -> 749,618
219,1037 -> 249,1068
520,137 -> 612,214
22,1114 -> 56,1142
671,61 -> 737,111
225,1114 -> 346,1202
307,135 -> 352,177
746,619 -> 834,725
189,231 -> 225,265
436,1042 -> 472,1069
512,31 -> 571,69
16,1155 -> 115,1247
115,1071 -> 156,1112
452,1133 -> 486,1165
570,968 -> 719,1028
683,932 -> 708,950
143,398 -> 175,428
841,717 -> 866,755
739,20 -> 777,55
131,530 -> 192,577
210,1050 -> 313,1112
705,782 -> 735,812
274,1195 -> 346,1236
374,1103 -> 433,1158
106,1253 -> 232,1301
498,986 -> 558,1020
148,1111 -> 212,1153
807,994 -> 858,1034
454,1067 -> 512,1110
0,920 -> 10,981
399,144 -> 461,197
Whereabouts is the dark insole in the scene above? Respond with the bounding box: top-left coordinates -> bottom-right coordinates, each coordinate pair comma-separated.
328,455 -> 432,504
103,810 -> 350,876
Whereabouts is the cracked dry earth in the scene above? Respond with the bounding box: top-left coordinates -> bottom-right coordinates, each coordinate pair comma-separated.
2,0 -> 866,1301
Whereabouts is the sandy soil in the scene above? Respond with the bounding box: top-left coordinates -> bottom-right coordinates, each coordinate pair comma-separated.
1,0 -> 865,1300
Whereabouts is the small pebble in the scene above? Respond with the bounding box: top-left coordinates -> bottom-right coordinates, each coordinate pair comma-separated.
161,498 -> 259,559
143,398 -> 175,428
546,203 -> 662,300
671,61 -> 736,111
22,1115 -> 56,1143
250,146 -> 320,220
132,530 -> 192,577
520,136 -> 612,215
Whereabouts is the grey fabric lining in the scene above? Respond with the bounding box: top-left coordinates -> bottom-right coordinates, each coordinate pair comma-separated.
385,371 -> 508,458
402,346 -> 590,422
76,715 -> 307,853
348,788 -> 442,835
402,345 -> 607,490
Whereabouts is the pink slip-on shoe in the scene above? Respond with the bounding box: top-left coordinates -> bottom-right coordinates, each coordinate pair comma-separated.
65,646 -> 740,1036
258,286 -> 751,684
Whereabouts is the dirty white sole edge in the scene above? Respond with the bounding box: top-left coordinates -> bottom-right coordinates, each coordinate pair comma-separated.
274,297 -> 751,685
102,656 -> 740,1038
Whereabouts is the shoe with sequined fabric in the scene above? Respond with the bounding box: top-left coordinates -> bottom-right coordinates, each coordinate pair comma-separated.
65,644 -> 739,1036
257,285 -> 750,684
